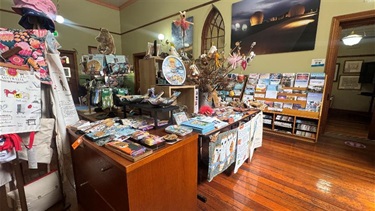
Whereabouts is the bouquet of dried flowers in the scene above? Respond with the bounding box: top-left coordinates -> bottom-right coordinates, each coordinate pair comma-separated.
185,42 -> 256,106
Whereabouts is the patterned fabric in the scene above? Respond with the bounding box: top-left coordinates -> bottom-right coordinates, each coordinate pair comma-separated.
0,28 -> 52,84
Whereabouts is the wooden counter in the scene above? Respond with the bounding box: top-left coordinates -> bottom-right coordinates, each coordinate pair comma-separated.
68,128 -> 198,211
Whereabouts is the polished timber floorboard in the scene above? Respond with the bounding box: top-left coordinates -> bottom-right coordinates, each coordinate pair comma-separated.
197,130 -> 375,210
51,115 -> 375,211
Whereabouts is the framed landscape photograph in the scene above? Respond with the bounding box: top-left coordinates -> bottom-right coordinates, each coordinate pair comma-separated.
343,60 -> 363,73
338,75 -> 361,90
334,63 -> 340,82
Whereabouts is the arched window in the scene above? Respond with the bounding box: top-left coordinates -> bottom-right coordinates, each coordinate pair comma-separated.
201,7 -> 225,54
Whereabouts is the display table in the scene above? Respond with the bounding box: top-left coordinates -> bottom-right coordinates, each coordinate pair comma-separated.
197,109 -> 262,182
67,128 -> 198,211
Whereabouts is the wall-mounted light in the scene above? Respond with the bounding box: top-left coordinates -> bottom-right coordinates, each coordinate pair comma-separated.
55,0 -> 64,24
56,15 -> 65,24
342,31 -> 363,46
158,34 -> 165,42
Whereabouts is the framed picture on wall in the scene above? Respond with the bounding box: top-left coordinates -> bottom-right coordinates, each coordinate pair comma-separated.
334,63 -> 340,82
88,46 -> 99,54
63,67 -> 71,77
343,60 -> 363,73
338,75 -> 361,90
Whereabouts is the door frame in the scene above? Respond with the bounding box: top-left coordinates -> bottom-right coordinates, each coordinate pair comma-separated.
133,52 -> 146,94
320,10 -> 375,139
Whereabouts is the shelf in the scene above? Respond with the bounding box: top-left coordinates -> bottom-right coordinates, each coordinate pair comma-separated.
263,108 -> 319,119
273,121 -> 293,129
155,85 -> 197,115
296,120 -> 318,126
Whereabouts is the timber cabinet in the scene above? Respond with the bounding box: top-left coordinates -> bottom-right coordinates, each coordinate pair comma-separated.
68,128 -> 198,211
139,57 -> 163,94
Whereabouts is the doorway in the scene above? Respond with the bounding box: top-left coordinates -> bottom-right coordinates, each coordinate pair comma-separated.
320,10 -> 375,140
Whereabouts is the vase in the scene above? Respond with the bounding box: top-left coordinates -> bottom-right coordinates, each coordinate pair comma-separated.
199,91 -> 218,108
199,92 -> 210,107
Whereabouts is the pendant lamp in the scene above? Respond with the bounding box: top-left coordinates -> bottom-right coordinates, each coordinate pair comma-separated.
342,31 -> 363,46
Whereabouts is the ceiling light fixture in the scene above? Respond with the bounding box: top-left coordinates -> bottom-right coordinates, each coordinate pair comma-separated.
342,31 -> 363,46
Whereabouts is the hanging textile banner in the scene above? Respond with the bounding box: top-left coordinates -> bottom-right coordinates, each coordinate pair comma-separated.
253,111 -> 263,149
47,53 -> 79,153
234,120 -> 251,173
207,128 -> 238,182
0,66 -> 41,135
248,111 -> 263,162
0,28 -> 51,84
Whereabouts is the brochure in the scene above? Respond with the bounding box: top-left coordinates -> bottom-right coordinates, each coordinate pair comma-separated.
294,73 -> 310,88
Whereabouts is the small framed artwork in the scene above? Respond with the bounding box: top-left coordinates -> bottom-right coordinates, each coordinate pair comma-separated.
63,67 -> 71,77
334,63 -> 340,82
338,75 -> 361,90
88,46 -> 99,54
343,60 -> 363,73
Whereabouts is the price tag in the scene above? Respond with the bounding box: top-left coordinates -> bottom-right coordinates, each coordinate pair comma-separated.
27,147 -> 38,169
71,136 -> 84,150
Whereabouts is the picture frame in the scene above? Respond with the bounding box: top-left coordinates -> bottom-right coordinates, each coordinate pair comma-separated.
334,63 -> 340,82
88,46 -> 99,54
161,55 -> 186,85
63,67 -> 71,77
343,60 -> 363,73
338,75 -> 361,90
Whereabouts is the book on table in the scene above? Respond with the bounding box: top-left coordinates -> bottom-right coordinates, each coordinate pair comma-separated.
181,119 -> 215,134
105,140 -> 153,162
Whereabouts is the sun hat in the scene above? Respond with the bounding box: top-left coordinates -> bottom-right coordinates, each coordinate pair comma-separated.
18,8 -> 56,32
12,0 -> 57,31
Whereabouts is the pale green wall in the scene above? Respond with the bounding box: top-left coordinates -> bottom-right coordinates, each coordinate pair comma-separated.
1,0 -> 374,111
120,0 -> 374,74
120,0 -> 374,113
0,0 -> 122,64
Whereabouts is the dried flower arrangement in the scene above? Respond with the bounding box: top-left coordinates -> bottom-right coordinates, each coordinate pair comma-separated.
185,41 -> 256,106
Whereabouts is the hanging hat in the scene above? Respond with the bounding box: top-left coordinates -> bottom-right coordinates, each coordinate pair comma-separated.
18,8 -> 55,32
12,0 -> 57,31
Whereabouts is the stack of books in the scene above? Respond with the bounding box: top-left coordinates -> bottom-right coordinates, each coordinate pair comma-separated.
181,119 -> 215,134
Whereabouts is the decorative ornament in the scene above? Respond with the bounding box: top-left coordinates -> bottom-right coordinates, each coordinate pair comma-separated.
173,11 -> 194,38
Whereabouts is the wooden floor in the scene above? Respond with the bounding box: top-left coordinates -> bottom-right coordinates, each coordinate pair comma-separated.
197,115 -> 375,210
6,114 -> 372,211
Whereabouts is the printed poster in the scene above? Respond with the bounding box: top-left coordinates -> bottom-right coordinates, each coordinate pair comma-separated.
208,128 -> 238,182
234,121 -> 251,173
0,66 -> 41,135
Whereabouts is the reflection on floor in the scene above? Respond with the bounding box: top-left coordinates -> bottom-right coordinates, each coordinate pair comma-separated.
56,110 -> 374,210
